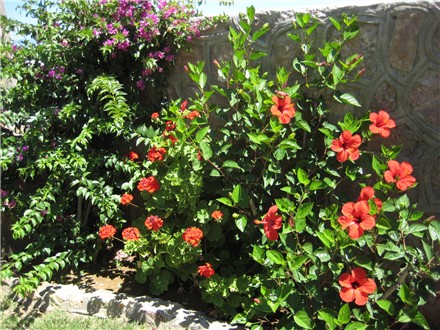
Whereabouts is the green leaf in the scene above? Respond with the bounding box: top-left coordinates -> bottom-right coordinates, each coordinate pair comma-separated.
217,197 -> 233,207
329,17 -> 341,30
318,309 -> 338,330
252,27 -> 269,42
199,141 -> 212,159
396,195 -> 410,209
231,313 -> 247,325
406,224 -> 427,236
279,139 -> 301,150
249,52 -> 267,61
247,5 -> 255,23
376,217 -> 392,231
195,126 -> 209,143
345,322 -> 367,330
252,245 -> 265,264
230,184 -> 242,204
412,311 -> 430,329
297,168 -> 310,185
339,93 -> 361,107
288,255 -> 308,269
310,180 -> 326,190
302,242 -> 313,255
422,240 -> 433,260
294,310 -> 313,329
295,217 -> 307,233
295,119 -> 311,132
338,303 -> 351,324
314,249 -> 331,262
429,221 -> 440,242
296,202 -> 314,218
371,155 -> 385,176
316,229 -> 335,249
199,72 -> 207,89
266,250 -> 285,265
381,201 -> 396,213
235,215 -> 247,232
399,283 -> 415,305
383,250 -> 405,260
248,133 -> 271,145
223,160 -> 243,171
210,169 -> 221,177
377,299 -> 395,316
397,309 -> 412,323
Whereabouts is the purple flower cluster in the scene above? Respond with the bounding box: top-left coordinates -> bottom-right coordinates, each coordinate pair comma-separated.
1,191 -> 16,209
88,0 -> 203,85
36,65 -> 65,80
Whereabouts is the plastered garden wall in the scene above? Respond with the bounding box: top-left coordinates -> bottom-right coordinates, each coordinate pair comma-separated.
167,0 -> 440,216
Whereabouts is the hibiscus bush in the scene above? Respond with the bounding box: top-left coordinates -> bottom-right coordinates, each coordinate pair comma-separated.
98,8 -> 439,329
0,0 -> 210,295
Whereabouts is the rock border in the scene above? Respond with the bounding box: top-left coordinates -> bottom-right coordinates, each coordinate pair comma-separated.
1,278 -> 243,330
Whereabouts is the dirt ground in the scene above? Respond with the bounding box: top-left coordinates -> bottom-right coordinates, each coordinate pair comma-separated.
51,253 -> 213,316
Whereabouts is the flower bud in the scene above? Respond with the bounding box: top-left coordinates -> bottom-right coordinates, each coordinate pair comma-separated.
356,68 -> 366,79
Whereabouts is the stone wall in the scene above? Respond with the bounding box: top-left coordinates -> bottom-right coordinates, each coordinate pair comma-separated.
167,0 -> 440,215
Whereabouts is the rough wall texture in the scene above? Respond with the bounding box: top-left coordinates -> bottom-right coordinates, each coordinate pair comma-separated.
167,1 -> 440,216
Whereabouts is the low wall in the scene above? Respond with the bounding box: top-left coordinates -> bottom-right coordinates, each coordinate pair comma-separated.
167,0 -> 440,216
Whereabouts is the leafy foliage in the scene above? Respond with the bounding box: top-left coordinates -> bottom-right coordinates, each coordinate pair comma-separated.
0,0 -> 207,295
105,7 -> 438,329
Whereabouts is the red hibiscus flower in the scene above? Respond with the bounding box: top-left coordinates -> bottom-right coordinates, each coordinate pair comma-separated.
337,201 -> 376,239
339,267 -> 377,306
120,193 -> 133,205
255,205 -> 282,241
384,160 -> 416,191
198,263 -> 215,278
165,120 -> 176,131
127,151 -> 139,161
137,176 -> 160,194
211,210 -> 223,220
144,215 -> 164,231
122,227 -> 140,241
151,112 -> 160,120
166,133 -> 178,145
270,93 -> 296,124
98,224 -> 117,239
180,100 -> 188,111
369,110 -> 396,138
147,146 -> 167,162
357,187 -> 382,212
186,110 -> 201,120
182,227 -> 204,247
331,130 -> 362,163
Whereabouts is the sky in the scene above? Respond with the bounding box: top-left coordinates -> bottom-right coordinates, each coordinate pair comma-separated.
3,0 -> 417,41
3,0 -> 408,20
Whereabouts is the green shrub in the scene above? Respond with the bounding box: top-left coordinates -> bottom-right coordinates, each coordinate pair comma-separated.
100,7 -> 439,329
0,0 -> 209,296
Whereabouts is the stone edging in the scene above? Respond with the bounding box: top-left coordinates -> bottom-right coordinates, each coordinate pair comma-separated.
1,278 -> 243,330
